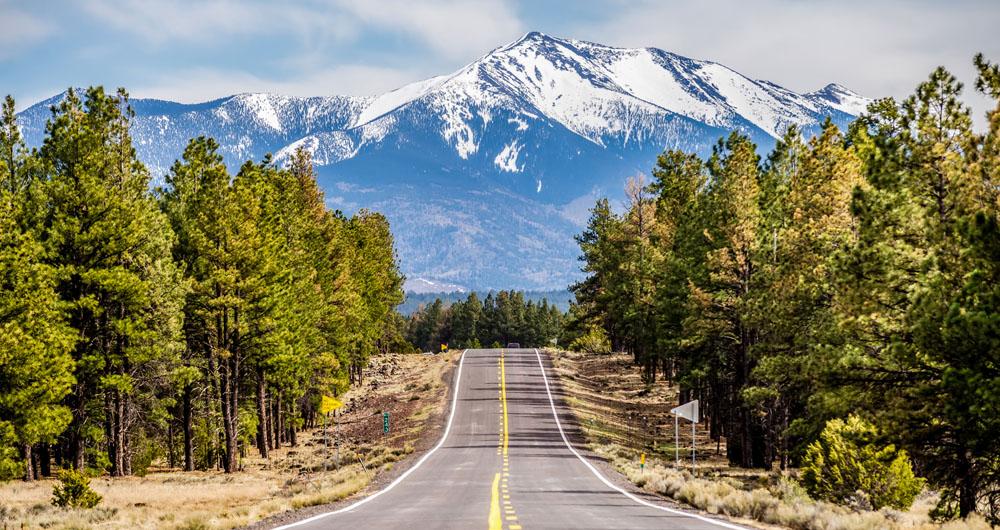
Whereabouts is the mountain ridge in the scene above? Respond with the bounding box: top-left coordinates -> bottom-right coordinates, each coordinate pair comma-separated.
17,32 -> 871,292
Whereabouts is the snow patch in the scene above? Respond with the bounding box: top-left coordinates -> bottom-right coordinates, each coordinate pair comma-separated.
240,93 -> 283,131
494,141 -> 523,173
353,75 -> 449,127
404,278 -> 468,294
810,84 -> 870,116
508,116 -> 529,131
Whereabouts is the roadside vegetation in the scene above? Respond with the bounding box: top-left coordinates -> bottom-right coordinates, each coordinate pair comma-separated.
0,351 -> 456,529
553,349 -> 993,530
0,87 -> 405,484
564,55 -> 1000,525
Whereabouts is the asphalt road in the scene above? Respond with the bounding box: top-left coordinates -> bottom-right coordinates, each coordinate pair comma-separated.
275,349 -> 743,530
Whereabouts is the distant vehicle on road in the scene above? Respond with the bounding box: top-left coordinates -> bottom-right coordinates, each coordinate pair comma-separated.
507,342 -> 520,348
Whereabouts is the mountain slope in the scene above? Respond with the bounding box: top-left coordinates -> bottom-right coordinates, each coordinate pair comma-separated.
17,32 -> 870,291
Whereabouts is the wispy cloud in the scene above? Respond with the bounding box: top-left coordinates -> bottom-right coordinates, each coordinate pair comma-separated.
77,0 -> 523,59
0,1 -> 53,60
332,0 -> 524,59
78,0 -> 359,45
572,0 -> 999,102
131,65 -> 421,102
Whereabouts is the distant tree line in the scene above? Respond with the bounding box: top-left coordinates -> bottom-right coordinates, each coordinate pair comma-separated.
406,291 -> 564,351
397,289 -> 571,316
567,56 -> 1000,521
0,87 -> 403,480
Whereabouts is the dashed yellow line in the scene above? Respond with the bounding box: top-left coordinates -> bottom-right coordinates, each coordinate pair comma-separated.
500,352 -> 509,456
490,349 -> 521,529
489,472 -> 502,530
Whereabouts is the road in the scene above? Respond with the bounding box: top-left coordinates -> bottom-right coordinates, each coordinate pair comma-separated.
275,349 -> 743,530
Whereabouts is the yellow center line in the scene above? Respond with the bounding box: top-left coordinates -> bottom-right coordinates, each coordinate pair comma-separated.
489,472 -> 502,530
490,349 -> 520,529
501,351 -> 509,457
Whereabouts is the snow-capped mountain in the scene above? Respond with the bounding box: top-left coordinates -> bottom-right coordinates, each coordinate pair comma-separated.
17,32 -> 870,291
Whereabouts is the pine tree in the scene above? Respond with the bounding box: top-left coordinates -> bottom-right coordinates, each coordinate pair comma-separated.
685,132 -> 768,468
831,64 -> 995,518
37,88 -> 184,475
0,96 -> 76,480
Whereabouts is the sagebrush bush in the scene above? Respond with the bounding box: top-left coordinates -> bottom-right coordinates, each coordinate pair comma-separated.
52,469 -> 102,508
801,415 -> 924,510
570,326 -> 611,353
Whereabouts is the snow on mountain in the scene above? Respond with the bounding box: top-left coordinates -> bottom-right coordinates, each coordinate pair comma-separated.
403,278 -> 468,294
352,75 -> 449,127
808,83 -> 871,116
16,32 -> 870,291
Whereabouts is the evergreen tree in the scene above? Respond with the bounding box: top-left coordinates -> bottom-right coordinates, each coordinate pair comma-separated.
38,88 -> 184,475
0,97 -> 76,480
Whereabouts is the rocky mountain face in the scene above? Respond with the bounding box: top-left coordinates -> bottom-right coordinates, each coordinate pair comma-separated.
18,32 -> 869,291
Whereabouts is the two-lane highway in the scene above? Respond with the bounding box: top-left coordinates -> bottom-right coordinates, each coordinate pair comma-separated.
275,349 -> 743,529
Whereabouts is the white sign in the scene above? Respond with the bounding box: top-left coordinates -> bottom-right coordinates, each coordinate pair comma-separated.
670,399 -> 699,423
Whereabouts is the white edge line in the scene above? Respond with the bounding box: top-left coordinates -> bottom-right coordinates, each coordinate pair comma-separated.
532,348 -> 747,530
273,349 -> 469,530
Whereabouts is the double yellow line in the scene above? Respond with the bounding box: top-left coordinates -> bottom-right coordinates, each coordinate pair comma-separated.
490,350 -> 520,530
501,352 -> 509,456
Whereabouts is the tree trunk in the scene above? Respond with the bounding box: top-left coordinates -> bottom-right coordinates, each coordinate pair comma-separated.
115,391 -> 127,476
183,384 -> 194,471
167,422 -> 175,469
220,356 -> 239,473
256,366 -> 269,459
958,448 -> 977,517
266,396 -> 275,451
23,443 -> 34,481
105,393 -> 118,476
288,400 -> 298,447
39,443 -> 51,477
221,307 -> 241,473
71,427 -> 85,471
276,396 -> 284,446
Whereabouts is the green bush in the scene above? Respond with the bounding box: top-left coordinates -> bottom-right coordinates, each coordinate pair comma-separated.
52,469 -> 103,508
569,326 -> 611,354
800,415 -> 924,510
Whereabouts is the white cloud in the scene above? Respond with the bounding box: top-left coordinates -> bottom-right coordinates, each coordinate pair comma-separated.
77,0 -> 523,59
130,64 -> 420,102
78,0 -> 359,45
332,0 -> 524,59
569,0 -> 1000,124
0,2 -> 52,60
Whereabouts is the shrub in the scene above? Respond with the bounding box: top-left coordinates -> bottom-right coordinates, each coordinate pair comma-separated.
801,415 -> 924,510
569,326 -> 611,354
52,469 -> 103,508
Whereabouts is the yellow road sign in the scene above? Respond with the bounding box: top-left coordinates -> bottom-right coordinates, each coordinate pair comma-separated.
320,395 -> 344,415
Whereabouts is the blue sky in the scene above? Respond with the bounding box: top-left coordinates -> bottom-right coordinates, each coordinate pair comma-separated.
3,0 -> 999,119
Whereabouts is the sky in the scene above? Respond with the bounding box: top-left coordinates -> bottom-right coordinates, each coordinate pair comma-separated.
3,0 -> 999,122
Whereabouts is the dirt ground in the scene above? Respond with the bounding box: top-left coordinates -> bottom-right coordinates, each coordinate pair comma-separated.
549,349 -> 954,530
549,349 -> 733,469
0,351 -> 459,530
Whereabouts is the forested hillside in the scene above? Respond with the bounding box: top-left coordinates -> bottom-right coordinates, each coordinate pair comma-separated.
0,87 -> 403,480
406,291 -> 564,351
567,56 -> 1000,522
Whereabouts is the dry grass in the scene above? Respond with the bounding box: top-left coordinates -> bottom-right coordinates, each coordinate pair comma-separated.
0,351 -> 457,530
549,349 -> 995,530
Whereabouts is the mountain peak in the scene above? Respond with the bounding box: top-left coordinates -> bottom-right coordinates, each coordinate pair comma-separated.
17,34 -> 872,290
808,83 -> 868,116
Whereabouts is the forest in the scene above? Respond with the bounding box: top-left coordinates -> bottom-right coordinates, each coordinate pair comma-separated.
567,56 -> 1000,521
0,87 -> 403,479
405,291 -> 564,351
